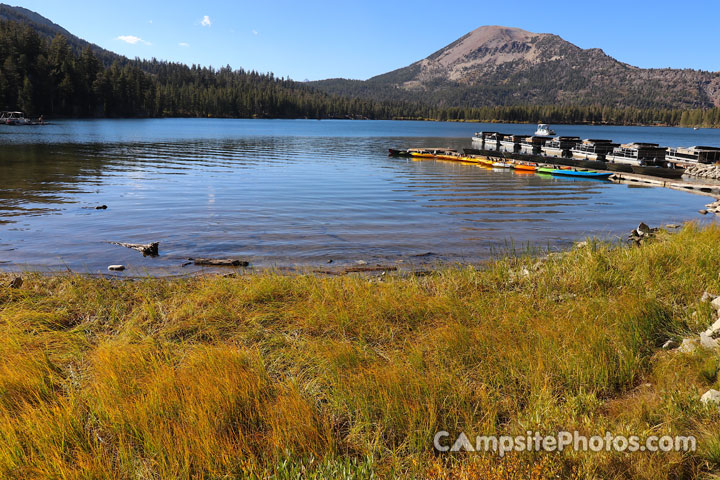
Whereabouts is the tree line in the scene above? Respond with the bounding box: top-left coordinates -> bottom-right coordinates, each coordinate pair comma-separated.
1,19 -> 719,127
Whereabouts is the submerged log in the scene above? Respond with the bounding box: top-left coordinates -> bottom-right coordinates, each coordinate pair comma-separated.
314,265 -> 399,275
189,258 -> 250,267
109,241 -> 159,256
344,265 -> 398,273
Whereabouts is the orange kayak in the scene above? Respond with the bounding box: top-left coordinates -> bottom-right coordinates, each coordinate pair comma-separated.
513,163 -> 537,172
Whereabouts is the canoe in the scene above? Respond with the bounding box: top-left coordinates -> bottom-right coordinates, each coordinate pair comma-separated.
388,148 -> 410,157
551,169 -> 612,179
436,154 -> 461,161
477,157 -> 495,167
410,152 -> 435,158
513,163 -> 537,172
537,167 -> 555,174
492,162 -> 514,168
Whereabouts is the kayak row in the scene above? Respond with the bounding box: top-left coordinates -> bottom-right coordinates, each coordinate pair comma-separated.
389,148 -> 614,180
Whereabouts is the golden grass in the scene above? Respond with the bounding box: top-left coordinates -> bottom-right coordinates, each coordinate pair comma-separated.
2,223 -> 720,478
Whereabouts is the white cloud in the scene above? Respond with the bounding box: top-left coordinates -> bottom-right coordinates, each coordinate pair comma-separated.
200,15 -> 211,27
252,29 -> 258,36
179,42 -> 190,47
116,35 -> 151,45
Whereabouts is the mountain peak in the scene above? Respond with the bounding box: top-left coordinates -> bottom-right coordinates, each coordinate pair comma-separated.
465,25 -> 539,44
424,25 -> 556,71
330,24 -> 720,109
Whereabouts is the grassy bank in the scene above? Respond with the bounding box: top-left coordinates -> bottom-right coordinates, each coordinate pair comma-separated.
3,224 -> 720,478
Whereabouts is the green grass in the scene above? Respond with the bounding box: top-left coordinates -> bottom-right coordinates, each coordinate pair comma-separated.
2,223 -> 720,478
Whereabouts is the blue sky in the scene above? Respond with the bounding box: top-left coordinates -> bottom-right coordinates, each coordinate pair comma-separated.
9,0 -> 720,80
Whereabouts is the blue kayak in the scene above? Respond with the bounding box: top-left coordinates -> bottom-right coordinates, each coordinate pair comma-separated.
549,169 -> 612,180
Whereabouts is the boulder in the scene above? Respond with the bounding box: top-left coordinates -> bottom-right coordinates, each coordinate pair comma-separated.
699,209 -> 709,215
107,265 -> 126,271
662,339 -> 679,349
701,389 -> 720,406
701,291 -> 718,303
712,297 -> 720,311
628,222 -> 658,245
705,317 -> 720,339
8,276 -> 23,288
700,332 -> 719,349
636,222 -> 652,235
678,338 -> 698,353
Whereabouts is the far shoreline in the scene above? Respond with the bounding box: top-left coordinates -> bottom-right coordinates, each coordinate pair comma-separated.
16,115 -> 719,129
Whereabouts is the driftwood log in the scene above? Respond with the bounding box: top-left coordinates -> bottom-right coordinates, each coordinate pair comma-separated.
313,265 -> 398,275
109,241 -> 159,256
189,258 -> 250,267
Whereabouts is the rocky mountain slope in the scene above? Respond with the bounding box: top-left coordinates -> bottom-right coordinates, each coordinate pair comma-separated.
312,26 -> 720,110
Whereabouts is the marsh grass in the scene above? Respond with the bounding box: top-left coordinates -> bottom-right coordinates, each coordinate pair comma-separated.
2,223 -> 720,478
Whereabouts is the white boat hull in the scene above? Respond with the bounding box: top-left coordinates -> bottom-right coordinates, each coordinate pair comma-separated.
605,155 -> 640,166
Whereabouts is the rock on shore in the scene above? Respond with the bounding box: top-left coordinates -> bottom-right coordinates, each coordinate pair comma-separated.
683,164 -> 720,180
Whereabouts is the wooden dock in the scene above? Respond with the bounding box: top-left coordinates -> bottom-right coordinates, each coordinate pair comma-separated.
607,171 -> 720,198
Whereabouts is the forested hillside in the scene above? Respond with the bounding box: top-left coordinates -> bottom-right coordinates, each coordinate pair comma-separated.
0,20 -> 429,118
0,11 -> 719,126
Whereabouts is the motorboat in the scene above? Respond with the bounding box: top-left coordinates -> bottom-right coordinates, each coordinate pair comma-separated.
534,123 -> 556,136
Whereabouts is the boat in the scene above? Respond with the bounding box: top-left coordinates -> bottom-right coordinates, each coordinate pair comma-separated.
483,132 -> 510,151
408,148 -> 458,159
541,136 -> 580,158
519,136 -> 552,155
605,163 -> 633,173
436,153 -> 463,161
630,165 -> 685,179
537,167 -> 555,174
459,156 -> 481,163
388,148 -> 411,157
512,161 -> 538,172
492,161 -> 514,168
0,111 -> 32,125
551,169 -> 612,180
666,146 -> 720,165
409,150 -> 435,158
499,135 -> 525,154
605,143 -> 667,167
571,139 -> 618,162
534,124 -> 556,136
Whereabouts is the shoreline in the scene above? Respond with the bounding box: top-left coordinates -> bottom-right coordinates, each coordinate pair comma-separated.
3,223 -> 720,477
0,221 -> 697,279
5,115 -> 719,130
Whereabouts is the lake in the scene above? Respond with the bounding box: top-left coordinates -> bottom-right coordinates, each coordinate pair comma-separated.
0,119 -> 718,275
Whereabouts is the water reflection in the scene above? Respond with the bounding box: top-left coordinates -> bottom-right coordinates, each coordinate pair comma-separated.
0,120 -> 716,274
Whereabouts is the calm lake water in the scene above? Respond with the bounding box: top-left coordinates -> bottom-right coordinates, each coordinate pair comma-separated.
0,119 -> 718,275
